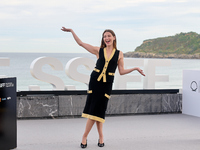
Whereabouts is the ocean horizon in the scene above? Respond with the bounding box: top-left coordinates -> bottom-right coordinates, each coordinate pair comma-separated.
0,52 -> 200,91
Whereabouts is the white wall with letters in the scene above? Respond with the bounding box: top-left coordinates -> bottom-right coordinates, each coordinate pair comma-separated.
0,57 -> 171,91
182,70 -> 200,117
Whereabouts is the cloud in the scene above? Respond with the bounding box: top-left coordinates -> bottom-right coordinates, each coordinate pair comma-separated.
0,0 -> 188,15
0,0 -> 194,24
0,37 -> 14,42
0,0 -> 200,53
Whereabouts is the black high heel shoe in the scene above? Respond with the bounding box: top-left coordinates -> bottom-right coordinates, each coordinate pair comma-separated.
98,139 -> 104,147
80,140 -> 87,149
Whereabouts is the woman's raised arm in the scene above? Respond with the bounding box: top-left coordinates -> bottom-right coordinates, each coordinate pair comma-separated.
61,27 -> 99,57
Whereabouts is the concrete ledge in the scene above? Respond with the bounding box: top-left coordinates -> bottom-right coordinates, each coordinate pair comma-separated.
17,91 -> 182,119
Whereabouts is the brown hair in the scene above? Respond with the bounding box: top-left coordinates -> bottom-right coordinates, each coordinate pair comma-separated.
100,29 -> 117,49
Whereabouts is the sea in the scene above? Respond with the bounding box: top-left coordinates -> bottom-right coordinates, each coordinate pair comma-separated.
0,52 -> 200,91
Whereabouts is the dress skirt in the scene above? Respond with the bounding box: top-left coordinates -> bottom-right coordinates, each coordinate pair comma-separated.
82,77 -> 113,123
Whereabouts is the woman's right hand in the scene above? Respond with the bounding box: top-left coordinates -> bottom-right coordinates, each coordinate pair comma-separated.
61,26 -> 99,57
61,27 -> 72,32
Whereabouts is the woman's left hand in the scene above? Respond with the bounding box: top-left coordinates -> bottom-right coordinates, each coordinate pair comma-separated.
137,68 -> 145,76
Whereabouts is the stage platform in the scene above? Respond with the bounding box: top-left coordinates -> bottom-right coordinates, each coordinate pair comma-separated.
16,114 -> 200,150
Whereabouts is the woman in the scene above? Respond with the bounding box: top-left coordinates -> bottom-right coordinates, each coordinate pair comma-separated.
61,27 -> 145,148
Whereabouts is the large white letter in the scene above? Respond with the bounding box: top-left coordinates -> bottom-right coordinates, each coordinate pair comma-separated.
114,58 -> 144,89
0,58 -> 10,78
65,57 -> 95,85
30,57 -> 65,90
143,59 -> 171,89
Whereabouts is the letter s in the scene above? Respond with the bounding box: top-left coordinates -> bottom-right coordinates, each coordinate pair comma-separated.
30,57 -> 65,90
65,57 -> 95,85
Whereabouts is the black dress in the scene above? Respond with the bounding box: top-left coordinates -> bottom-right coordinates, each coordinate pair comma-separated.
82,48 -> 120,123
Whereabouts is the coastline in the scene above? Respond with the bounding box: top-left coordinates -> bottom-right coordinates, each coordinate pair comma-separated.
124,52 -> 200,59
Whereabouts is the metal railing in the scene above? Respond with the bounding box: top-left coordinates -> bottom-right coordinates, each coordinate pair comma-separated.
17,89 -> 179,96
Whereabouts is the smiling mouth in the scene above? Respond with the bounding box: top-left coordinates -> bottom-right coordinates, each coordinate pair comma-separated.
106,40 -> 111,44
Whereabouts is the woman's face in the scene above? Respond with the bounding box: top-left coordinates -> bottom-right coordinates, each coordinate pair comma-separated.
103,32 -> 115,47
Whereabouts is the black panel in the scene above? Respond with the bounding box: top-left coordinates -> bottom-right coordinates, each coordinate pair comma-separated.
0,78 -> 17,150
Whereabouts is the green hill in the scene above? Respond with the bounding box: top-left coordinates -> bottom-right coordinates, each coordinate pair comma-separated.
124,32 -> 200,59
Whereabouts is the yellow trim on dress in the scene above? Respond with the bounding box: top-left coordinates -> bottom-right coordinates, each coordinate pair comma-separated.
97,48 -> 116,82
94,68 -> 100,72
108,72 -> 115,76
82,113 -> 105,123
104,93 -> 111,99
87,90 -> 92,94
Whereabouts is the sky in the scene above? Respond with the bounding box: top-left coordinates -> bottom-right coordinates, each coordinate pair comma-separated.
0,0 -> 200,53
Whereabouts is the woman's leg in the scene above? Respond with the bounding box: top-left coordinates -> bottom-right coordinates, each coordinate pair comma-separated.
96,121 -> 104,143
82,119 -> 96,144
